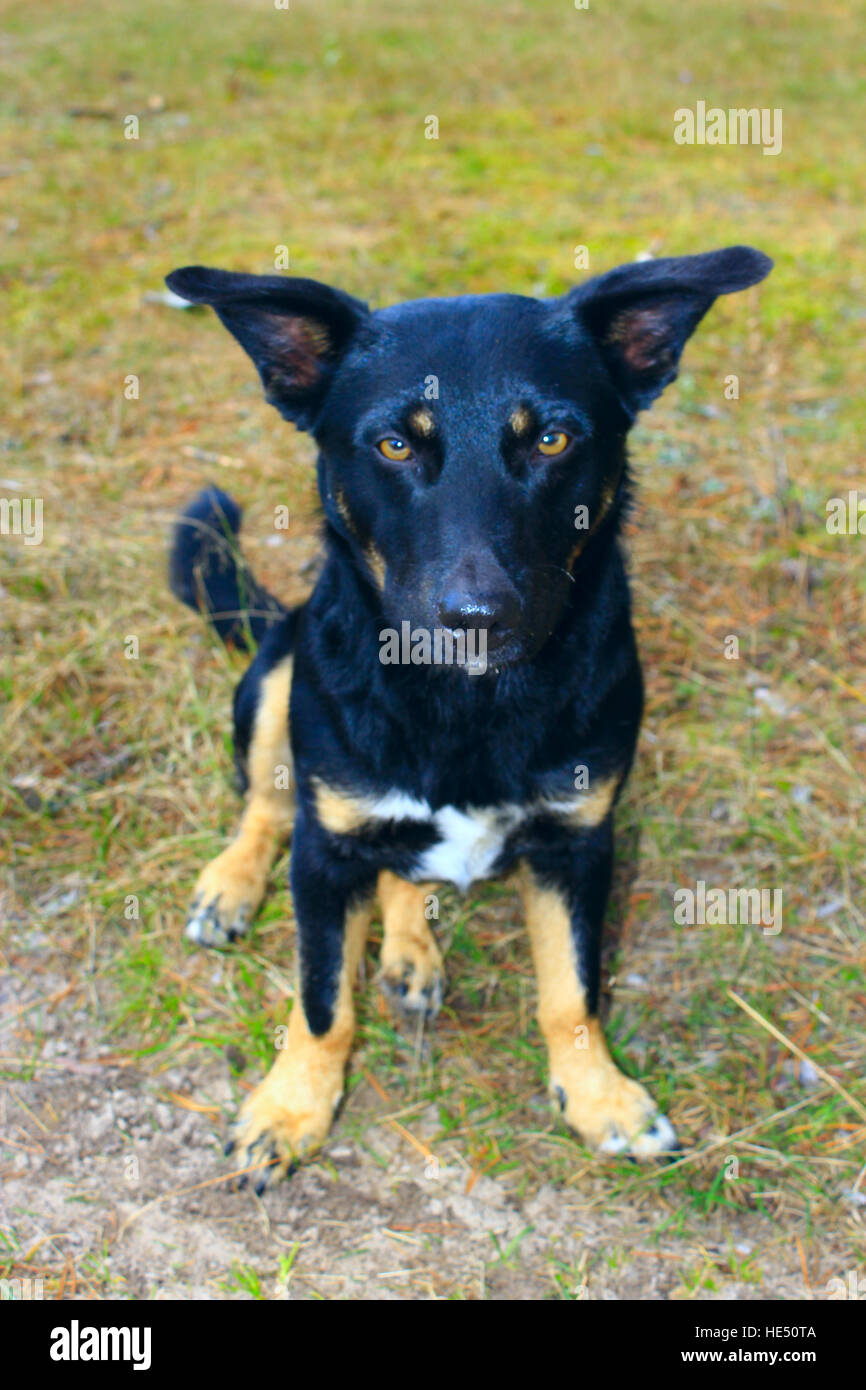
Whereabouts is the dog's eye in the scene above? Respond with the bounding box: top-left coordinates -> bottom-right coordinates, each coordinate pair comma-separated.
377,436 -> 414,462
535,430 -> 571,458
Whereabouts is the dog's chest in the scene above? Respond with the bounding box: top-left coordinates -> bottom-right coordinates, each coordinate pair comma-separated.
370,792 -> 525,891
415,803 -> 525,890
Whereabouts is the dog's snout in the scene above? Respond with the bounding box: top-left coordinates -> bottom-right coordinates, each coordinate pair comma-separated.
437,555 -> 520,646
438,587 -> 519,635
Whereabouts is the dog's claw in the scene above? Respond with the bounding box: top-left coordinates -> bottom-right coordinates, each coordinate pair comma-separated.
225,1102 -> 314,1193
378,957 -> 444,1023
184,847 -> 269,948
597,1110 -> 679,1158
185,893 -> 254,948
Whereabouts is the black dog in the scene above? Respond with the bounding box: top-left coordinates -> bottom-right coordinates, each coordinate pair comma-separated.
167,247 -> 772,1190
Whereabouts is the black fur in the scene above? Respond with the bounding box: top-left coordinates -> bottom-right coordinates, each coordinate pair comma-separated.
168,248 -> 772,1033
169,485 -> 286,648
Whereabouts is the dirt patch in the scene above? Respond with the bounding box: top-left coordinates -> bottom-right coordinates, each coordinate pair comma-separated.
1,958 -> 832,1301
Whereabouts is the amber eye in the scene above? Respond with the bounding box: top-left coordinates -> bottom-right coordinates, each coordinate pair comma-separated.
535,430 -> 571,457
377,436 -> 414,462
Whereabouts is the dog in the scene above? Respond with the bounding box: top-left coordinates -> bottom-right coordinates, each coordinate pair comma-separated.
166,247 -> 772,1191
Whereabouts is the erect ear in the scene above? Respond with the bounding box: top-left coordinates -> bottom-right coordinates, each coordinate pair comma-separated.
568,246 -> 773,416
164,267 -> 370,428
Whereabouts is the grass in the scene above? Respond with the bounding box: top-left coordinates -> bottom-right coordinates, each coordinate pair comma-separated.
1,0 -> 865,1299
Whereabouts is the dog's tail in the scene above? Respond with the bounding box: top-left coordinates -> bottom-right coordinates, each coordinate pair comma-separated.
169,487 -> 287,649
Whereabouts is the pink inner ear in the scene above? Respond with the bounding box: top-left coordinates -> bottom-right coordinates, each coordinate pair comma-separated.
607,304 -> 675,374
261,313 -> 331,391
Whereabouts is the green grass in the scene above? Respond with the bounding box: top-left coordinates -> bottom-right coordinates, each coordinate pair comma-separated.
1,0 -> 865,1299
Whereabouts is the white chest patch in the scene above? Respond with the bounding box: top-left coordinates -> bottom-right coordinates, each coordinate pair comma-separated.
416,804 -> 525,891
361,784 -> 611,892
367,792 -> 524,892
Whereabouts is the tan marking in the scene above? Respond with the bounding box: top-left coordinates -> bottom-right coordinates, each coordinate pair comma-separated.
567,478 -> 621,568
334,487 -> 356,536
333,488 -> 384,587
377,870 -> 444,1015
247,657 -> 294,814
551,772 -> 620,829
364,541 -> 386,589
187,658 -> 294,943
520,868 -> 664,1151
312,778 -> 376,835
509,406 -> 532,436
598,480 -> 617,517
409,407 -> 436,437
233,900 -> 373,1175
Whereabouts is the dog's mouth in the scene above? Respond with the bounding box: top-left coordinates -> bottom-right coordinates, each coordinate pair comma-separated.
376,614 -> 533,678
441,626 -> 537,677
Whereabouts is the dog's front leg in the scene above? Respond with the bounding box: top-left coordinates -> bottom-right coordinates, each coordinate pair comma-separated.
520,822 -> 677,1158
186,652 -> 294,947
377,871 -> 444,1020
230,815 -> 376,1191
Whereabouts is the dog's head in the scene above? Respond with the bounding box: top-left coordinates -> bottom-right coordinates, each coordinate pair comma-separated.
167,247 -> 771,668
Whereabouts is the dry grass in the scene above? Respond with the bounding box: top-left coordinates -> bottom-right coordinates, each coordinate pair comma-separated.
1,0 -> 864,1299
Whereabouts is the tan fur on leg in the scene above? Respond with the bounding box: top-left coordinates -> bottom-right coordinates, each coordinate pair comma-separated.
186,657 -> 294,945
520,868 -> 677,1157
232,900 -> 372,1184
377,870 -> 444,1018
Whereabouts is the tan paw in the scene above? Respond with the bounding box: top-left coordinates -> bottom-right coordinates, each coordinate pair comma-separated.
552,1066 -> 678,1158
378,938 -> 444,1020
227,1071 -> 339,1194
185,849 -> 269,947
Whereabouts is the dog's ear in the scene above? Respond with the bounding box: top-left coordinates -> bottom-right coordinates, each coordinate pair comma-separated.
568,246 -> 772,416
165,267 -> 370,428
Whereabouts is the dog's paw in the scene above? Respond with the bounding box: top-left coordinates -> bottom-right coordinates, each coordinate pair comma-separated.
227,1077 -> 336,1194
552,1071 -> 678,1160
184,850 -> 267,947
378,948 -> 444,1021
186,893 -> 252,947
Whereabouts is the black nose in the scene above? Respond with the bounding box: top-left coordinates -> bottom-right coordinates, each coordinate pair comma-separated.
437,556 -> 520,648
